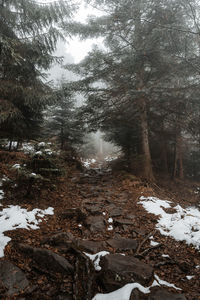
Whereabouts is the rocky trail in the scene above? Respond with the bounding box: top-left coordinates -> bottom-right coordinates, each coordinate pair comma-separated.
0,161 -> 200,299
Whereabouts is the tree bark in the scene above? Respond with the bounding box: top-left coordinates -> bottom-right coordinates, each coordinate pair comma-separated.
172,124 -> 184,179
138,98 -> 154,181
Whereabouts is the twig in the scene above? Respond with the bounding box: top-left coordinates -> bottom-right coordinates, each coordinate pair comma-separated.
135,230 -> 156,255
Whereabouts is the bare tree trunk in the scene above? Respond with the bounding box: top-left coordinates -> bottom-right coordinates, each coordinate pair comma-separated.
138,98 -> 154,181
172,125 -> 184,179
8,140 -> 12,151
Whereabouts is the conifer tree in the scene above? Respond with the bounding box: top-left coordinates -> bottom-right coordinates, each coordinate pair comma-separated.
65,0 -> 200,180
0,0 -> 76,142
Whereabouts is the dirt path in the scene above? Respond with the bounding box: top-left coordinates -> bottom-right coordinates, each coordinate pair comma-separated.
1,164 -> 200,299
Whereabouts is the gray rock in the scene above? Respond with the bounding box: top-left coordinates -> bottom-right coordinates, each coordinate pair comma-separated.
76,239 -> 106,253
0,260 -> 29,296
85,205 -> 103,215
43,231 -> 75,246
106,237 -> 138,251
19,244 -> 74,274
130,288 -> 148,299
109,207 -> 122,217
99,254 -> 153,291
85,215 -> 106,232
60,208 -> 86,221
147,288 -> 186,300
114,218 -> 134,226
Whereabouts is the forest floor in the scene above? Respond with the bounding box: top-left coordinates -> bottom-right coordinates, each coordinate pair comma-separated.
0,150 -> 200,299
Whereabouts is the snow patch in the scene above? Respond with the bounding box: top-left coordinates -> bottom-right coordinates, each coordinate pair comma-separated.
12,164 -> 21,169
186,275 -> 195,280
84,251 -> 109,271
0,205 -> 54,257
139,196 -> 200,249
107,225 -> 113,231
92,273 -> 181,300
150,240 -> 159,247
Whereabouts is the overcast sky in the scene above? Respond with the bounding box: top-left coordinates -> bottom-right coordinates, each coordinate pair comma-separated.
66,2 -> 103,63
48,1 -> 103,81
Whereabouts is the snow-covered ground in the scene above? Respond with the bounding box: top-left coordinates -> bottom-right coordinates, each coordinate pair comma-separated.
0,205 -> 54,257
92,273 -> 181,300
0,176 -> 54,257
139,196 -> 200,249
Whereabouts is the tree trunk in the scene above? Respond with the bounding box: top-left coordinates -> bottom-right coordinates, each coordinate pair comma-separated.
172,125 -> 184,179
138,98 -> 154,181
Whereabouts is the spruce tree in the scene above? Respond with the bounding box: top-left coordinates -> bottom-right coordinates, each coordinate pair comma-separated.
65,0 -> 200,180
0,0 -> 76,142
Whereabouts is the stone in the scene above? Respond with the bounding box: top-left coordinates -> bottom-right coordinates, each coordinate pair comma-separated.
0,260 -> 29,296
114,218 -> 134,226
99,254 -> 153,291
43,231 -> 75,246
106,237 -> 138,251
57,293 -> 73,300
60,208 -> 86,221
85,215 -> 106,232
109,207 -> 122,217
147,288 -> 186,300
76,240 -> 106,253
19,244 -> 74,274
130,288 -> 148,300
85,205 -> 102,215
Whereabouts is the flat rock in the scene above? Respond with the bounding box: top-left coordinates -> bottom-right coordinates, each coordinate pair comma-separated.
60,208 -> 86,221
130,288 -> 148,299
0,260 -> 29,296
106,237 -> 138,251
85,215 -> 106,232
109,207 -> 122,217
114,218 -> 134,226
85,204 -> 103,215
99,254 -> 153,291
43,231 -> 75,246
19,244 -> 73,274
76,239 -> 106,253
147,288 -> 186,300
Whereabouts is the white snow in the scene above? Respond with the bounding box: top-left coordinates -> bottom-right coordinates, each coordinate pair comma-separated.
38,142 -> 46,147
0,205 -> 54,257
12,164 -> 21,169
162,254 -> 170,258
150,240 -> 159,247
154,274 -> 181,290
21,143 -> 35,154
186,275 -> 195,280
35,151 -> 43,155
108,217 -> 113,223
84,251 -> 109,271
139,196 -> 200,249
92,283 -> 150,300
107,225 -> 113,231
92,273 -> 181,300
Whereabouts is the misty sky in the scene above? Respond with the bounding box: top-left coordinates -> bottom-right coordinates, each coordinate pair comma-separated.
48,1 -> 103,81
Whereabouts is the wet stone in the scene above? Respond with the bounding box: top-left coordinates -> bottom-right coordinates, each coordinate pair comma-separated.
19,244 -> 74,274
99,254 -> 153,291
85,205 -> 103,215
109,207 -> 122,217
106,237 -> 138,251
85,215 -> 106,232
114,218 -> 134,226
147,288 -> 186,300
0,260 -> 29,296
43,231 -> 75,246
76,239 -> 106,253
